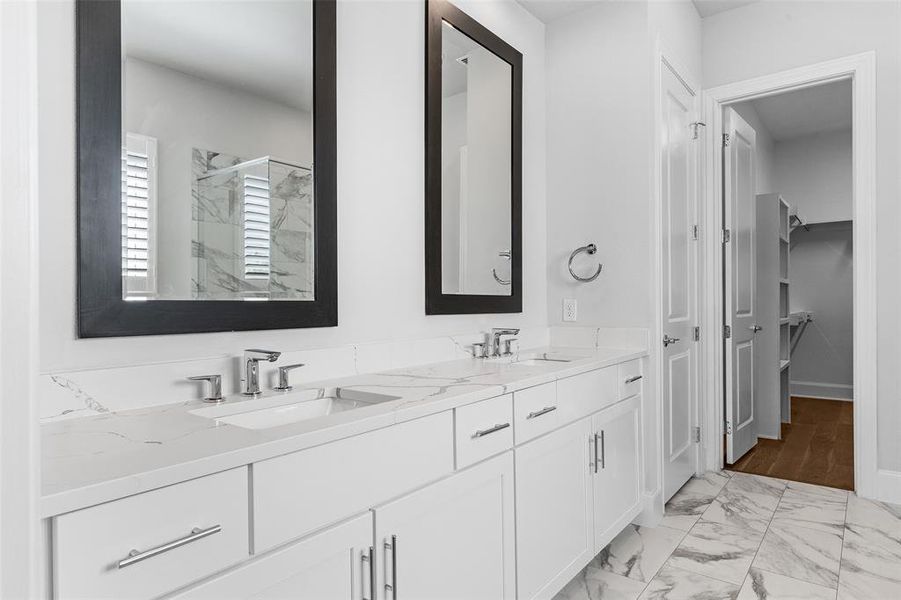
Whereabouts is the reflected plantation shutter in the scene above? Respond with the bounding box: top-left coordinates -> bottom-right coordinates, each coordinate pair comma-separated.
123,150 -> 150,276
243,174 -> 271,280
122,133 -> 157,297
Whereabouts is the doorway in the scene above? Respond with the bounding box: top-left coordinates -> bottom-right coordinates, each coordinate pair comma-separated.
699,54 -> 877,496
721,81 -> 854,489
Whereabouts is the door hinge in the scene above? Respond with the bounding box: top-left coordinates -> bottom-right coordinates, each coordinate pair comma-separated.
722,229 -> 731,244
693,426 -> 701,443
693,326 -> 700,341
723,325 -> 732,339
724,420 -> 733,435
690,122 -> 707,140
691,224 -> 699,240
723,133 -> 731,147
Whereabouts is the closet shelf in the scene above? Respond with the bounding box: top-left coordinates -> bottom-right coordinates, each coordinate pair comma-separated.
780,318 -> 790,325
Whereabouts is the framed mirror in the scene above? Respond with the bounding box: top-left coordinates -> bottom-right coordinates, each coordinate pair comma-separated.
76,0 -> 336,337
425,0 -> 522,315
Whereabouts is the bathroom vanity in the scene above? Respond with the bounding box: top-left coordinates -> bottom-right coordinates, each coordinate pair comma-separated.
42,347 -> 647,599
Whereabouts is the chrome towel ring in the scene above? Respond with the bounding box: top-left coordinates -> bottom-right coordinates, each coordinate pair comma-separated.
568,244 -> 603,283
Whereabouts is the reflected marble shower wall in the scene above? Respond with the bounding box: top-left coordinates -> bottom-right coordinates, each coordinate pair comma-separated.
191,149 -> 314,300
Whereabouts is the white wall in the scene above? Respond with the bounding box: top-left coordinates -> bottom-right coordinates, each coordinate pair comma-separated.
36,0 -> 547,397
789,223 -> 853,400
125,57 -> 313,298
774,129 -> 852,224
702,0 -> 901,471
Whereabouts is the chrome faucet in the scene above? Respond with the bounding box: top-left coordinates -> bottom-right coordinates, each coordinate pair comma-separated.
490,328 -> 520,357
242,349 -> 281,396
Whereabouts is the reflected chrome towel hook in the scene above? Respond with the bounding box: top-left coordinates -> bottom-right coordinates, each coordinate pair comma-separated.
568,244 -> 603,283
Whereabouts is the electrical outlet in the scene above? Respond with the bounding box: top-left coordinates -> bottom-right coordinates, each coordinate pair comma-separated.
562,298 -> 577,322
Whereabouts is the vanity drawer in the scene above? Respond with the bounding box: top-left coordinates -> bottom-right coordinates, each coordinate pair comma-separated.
514,382 -> 560,444
455,394 -> 514,468
53,468 -> 249,600
254,411 -> 453,553
556,367 -> 618,424
618,360 -> 643,399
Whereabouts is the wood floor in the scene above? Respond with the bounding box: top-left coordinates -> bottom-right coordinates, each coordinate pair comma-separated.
727,396 -> 854,490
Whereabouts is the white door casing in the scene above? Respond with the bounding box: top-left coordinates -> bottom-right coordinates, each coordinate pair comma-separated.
723,107 -> 759,464
660,60 -> 700,501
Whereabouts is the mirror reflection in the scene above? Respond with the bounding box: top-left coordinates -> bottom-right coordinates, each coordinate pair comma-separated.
122,0 -> 314,301
440,21 -> 513,296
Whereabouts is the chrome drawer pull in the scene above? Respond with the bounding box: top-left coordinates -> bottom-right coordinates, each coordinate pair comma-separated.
624,375 -> 643,384
526,406 -> 557,420
117,524 -> 221,569
472,422 -> 511,438
593,433 -> 599,473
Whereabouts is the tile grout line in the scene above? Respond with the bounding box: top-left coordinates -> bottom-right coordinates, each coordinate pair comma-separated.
834,492 -> 851,600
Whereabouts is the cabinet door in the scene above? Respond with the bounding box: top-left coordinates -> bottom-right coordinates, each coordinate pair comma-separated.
515,418 -> 594,600
591,395 -> 642,552
169,513 -> 373,600
373,452 -> 515,600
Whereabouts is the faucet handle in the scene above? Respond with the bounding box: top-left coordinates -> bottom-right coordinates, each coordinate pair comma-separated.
274,363 -> 305,391
503,338 -> 520,357
188,374 -> 224,403
471,342 -> 488,359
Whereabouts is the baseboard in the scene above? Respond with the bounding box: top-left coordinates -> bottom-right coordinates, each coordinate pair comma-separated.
790,380 -> 853,401
862,469 -> 901,505
633,489 -> 663,527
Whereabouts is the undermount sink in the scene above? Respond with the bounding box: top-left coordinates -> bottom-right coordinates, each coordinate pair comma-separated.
189,388 -> 399,430
507,352 -> 582,366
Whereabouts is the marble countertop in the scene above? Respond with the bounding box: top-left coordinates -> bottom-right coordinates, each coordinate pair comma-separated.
41,346 -> 647,517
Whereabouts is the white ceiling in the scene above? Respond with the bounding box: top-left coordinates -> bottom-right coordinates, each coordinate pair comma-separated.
691,0 -> 759,18
748,79 -> 852,142
124,1 -> 313,112
516,0 -> 603,24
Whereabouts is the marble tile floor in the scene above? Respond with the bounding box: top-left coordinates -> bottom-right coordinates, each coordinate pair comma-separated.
553,471 -> 901,600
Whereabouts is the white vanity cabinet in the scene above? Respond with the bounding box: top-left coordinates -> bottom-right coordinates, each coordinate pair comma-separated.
372,452 -> 516,600
591,394 -> 642,551
169,513 -> 373,600
46,355 -> 649,600
514,418 -> 594,600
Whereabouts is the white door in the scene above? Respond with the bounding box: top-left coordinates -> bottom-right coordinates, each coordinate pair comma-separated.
515,418 -> 594,600
591,396 -> 642,553
373,452 -> 516,600
171,512 -> 373,600
659,61 -> 699,501
724,107 -> 759,463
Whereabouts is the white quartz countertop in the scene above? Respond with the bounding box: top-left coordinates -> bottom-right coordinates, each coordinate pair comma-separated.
41,346 -> 647,517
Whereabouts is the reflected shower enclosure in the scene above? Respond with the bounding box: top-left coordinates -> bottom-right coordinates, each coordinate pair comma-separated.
192,150 -> 314,301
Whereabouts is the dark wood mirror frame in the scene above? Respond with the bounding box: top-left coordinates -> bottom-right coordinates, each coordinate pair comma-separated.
424,0 -> 523,315
76,0 -> 337,337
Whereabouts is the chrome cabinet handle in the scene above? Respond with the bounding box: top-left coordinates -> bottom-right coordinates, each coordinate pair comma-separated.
385,535 -> 397,598
600,430 -> 606,469
117,524 -> 221,569
624,375 -> 643,384
749,324 -> 763,332
473,422 -> 510,438
662,335 -> 680,347
526,406 -> 557,420
362,546 -> 375,600
593,433 -> 600,473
